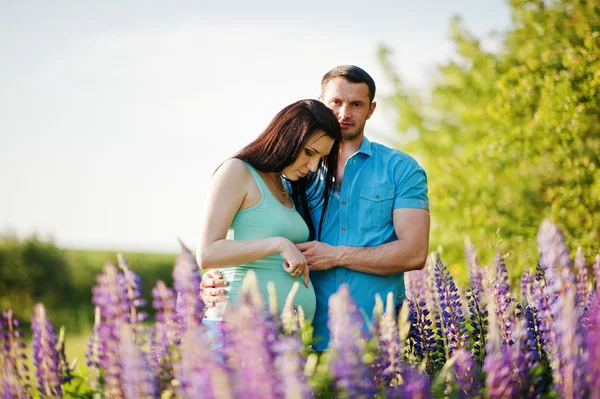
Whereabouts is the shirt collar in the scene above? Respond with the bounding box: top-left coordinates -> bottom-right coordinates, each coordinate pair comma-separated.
355,136 -> 372,157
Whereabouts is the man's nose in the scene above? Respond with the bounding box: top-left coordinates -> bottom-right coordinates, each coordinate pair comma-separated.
339,104 -> 351,119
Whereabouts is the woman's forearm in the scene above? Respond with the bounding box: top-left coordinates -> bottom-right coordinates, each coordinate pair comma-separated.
197,237 -> 284,270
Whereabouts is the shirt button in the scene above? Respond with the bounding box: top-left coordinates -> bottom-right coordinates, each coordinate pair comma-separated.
341,226 -> 346,231
339,278 -> 344,283
375,194 -> 380,199
342,200 -> 347,205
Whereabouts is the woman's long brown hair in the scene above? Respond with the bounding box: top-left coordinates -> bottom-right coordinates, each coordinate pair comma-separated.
235,99 -> 341,240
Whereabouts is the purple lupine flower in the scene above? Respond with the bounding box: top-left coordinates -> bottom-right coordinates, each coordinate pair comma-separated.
521,274 -> 547,365
117,254 -> 148,326
452,349 -> 482,398
152,281 -> 177,325
174,327 -> 230,399
405,264 -> 435,367
55,327 -> 73,385
328,285 -> 377,398
535,257 -> 546,283
273,336 -> 311,399
375,293 -> 402,387
224,270 -> 278,399
520,269 -> 534,301
148,324 -> 170,389
386,366 -> 432,399
1,361 -> 28,399
370,295 -> 389,385
422,257 -> 439,322
91,263 -> 126,398
530,278 -> 557,374
407,256 -> 445,376
405,297 -> 436,374
584,292 -> 600,398
173,245 -> 204,334
484,347 -> 516,398
280,281 -> 301,334
514,303 -> 549,398
120,326 -> 158,399
432,253 -> 468,356
85,306 -> 101,393
511,310 -> 534,397
150,281 -> 179,379
491,252 -> 514,346
537,219 -> 572,288
431,317 -> 449,374
553,289 -> 585,399
536,220 -> 585,395
574,247 -> 590,309
465,237 -> 484,297
484,291 -> 518,398
406,264 -> 429,300
31,303 -> 62,398
0,310 -> 30,394
593,254 -> 600,292
465,283 -> 487,366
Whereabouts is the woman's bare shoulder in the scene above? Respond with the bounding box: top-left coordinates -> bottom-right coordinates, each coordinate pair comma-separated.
212,158 -> 252,186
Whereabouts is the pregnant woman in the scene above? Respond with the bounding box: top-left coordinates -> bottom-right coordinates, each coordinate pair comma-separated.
197,99 -> 341,328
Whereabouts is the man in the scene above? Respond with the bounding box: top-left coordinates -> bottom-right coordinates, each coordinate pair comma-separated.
202,65 -> 430,350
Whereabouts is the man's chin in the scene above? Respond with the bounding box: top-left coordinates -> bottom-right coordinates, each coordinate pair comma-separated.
342,130 -> 362,141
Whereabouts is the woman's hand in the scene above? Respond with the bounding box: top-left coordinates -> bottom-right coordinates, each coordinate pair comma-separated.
278,238 -> 310,288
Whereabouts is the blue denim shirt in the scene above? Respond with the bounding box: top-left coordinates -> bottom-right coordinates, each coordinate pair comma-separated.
308,137 -> 429,350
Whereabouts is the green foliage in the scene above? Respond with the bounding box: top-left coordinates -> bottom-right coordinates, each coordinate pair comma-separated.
380,0 -> 600,284
0,234 -> 176,332
0,234 -> 74,325
64,249 -> 176,328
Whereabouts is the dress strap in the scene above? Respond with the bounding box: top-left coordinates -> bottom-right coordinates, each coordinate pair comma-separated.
241,161 -> 268,198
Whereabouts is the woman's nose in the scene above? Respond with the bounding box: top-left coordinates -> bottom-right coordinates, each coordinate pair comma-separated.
308,157 -> 320,172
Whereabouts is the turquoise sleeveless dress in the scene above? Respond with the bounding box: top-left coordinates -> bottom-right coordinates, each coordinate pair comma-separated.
203,162 -> 316,322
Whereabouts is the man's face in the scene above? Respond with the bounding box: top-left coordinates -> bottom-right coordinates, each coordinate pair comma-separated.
320,77 -> 376,141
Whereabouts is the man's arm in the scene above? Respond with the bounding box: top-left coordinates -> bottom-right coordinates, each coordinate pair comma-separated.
200,269 -> 229,308
297,208 -> 430,275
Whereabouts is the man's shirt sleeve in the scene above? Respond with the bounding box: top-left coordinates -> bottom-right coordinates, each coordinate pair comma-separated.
393,157 -> 429,211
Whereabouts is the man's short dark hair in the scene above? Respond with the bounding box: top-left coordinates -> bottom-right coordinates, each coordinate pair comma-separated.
321,65 -> 376,103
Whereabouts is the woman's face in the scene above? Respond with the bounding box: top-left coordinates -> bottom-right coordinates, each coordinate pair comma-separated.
282,130 -> 335,181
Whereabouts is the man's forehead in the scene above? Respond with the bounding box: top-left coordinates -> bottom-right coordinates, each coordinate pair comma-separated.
322,77 -> 370,101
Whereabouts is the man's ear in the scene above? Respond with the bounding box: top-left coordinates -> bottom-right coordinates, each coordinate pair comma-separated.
318,94 -> 324,103
367,101 -> 377,119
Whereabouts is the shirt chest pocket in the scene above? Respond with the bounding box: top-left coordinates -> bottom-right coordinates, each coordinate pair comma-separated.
358,187 -> 394,228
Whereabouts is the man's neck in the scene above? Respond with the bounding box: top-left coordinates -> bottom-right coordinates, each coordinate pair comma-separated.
340,135 -> 364,164
337,134 -> 365,182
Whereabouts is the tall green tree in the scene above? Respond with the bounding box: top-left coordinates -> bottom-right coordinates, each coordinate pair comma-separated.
380,0 -> 600,282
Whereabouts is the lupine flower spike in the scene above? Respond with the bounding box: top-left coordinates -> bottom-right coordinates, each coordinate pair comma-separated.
31,303 -> 62,398
328,285 -> 377,398
1,310 -> 29,398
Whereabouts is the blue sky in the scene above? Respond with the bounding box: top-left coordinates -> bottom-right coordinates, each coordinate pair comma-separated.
0,0 -> 511,252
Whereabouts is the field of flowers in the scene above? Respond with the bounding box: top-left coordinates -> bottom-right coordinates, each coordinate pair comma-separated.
1,219 -> 599,398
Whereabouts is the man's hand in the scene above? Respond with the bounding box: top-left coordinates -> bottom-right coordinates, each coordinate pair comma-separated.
295,241 -> 340,271
200,269 -> 228,308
